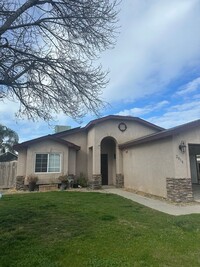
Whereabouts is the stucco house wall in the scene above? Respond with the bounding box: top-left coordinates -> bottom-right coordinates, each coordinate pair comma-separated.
172,126 -> 200,179
62,131 -> 87,176
121,123 -> 200,201
89,119 -> 160,175
87,127 -> 95,179
17,148 -> 27,177
15,116 -> 164,189
24,140 -> 69,184
93,120 -> 159,144
68,148 -> 76,175
122,137 -> 174,198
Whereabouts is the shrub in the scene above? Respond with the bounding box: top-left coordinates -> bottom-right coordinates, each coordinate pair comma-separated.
27,174 -> 38,183
27,174 -> 38,192
76,173 -> 88,188
58,174 -> 75,190
58,174 -> 69,183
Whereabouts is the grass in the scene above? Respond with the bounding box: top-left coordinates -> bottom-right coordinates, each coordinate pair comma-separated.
0,191 -> 200,267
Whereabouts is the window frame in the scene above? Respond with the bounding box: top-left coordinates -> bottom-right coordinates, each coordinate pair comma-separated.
34,153 -> 61,173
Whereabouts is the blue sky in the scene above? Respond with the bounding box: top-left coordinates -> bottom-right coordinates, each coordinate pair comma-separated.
1,0 -> 200,142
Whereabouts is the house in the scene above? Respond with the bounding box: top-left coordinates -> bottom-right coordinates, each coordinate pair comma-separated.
14,115 -> 200,202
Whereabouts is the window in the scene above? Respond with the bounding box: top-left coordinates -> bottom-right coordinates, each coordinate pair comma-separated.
48,154 -> 60,172
35,153 -> 61,173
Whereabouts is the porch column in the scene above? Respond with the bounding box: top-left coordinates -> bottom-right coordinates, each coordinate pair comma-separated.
116,147 -> 124,188
88,143 -> 102,189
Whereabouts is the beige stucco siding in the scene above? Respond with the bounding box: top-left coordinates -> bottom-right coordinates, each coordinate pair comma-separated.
87,127 -> 95,148
62,131 -> 87,176
87,119 -> 160,175
87,128 -> 95,178
16,149 -> 27,176
172,126 -> 200,178
25,140 -> 69,184
68,148 -> 76,175
123,137 -> 174,198
93,120 -> 159,145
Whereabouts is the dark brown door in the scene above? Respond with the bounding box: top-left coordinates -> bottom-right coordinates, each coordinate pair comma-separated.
101,154 -> 108,185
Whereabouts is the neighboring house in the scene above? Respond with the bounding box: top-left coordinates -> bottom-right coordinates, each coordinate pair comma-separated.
0,151 -> 18,162
14,115 -> 200,202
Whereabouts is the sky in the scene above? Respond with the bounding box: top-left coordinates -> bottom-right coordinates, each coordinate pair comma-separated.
1,0 -> 200,142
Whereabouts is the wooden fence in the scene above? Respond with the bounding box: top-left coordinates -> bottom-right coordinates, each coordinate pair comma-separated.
0,161 -> 17,189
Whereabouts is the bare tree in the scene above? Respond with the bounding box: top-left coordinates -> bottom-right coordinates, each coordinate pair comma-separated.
0,0 -> 118,121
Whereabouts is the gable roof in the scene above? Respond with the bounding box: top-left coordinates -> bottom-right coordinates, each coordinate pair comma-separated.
14,135 -> 80,151
14,115 -> 164,150
48,115 -> 164,139
84,115 -> 164,131
119,119 -> 200,149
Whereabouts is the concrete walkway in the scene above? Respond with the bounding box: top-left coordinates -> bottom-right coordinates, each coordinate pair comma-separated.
102,188 -> 200,216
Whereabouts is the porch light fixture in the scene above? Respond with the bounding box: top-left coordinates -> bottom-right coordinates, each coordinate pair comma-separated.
179,141 -> 186,153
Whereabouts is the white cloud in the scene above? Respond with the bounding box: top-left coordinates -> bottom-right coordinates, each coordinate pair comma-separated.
192,93 -> 200,100
147,100 -> 200,128
0,99 -> 82,142
177,77 -> 200,95
117,100 -> 169,117
101,0 -> 200,102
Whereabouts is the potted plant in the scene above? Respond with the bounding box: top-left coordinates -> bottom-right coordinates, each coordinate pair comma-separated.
27,174 -> 38,191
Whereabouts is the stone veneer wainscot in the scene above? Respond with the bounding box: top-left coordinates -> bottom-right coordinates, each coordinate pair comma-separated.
166,178 -> 193,202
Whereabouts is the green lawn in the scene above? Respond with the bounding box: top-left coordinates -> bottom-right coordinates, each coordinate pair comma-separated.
0,191 -> 200,267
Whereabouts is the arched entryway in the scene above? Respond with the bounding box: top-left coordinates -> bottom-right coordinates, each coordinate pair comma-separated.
100,137 -> 116,185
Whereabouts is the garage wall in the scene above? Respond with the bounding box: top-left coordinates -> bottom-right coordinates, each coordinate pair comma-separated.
172,126 -> 200,179
123,137 -> 174,198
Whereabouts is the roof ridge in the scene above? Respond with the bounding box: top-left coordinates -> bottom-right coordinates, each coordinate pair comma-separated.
119,118 -> 200,149
14,134 -> 80,151
84,115 -> 164,131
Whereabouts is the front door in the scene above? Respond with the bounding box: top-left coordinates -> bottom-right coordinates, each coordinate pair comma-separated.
101,154 -> 108,185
